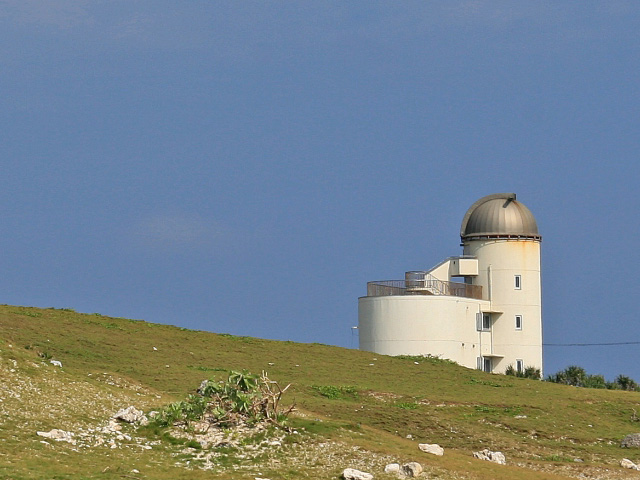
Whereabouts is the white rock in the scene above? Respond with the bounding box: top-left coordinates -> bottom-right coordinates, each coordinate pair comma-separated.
473,449 -> 506,465
37,429 -> 75,444
419,443 -> 444,456
620,458 -> 640,470
131,469 -> 140,474
113,406 -> 147,424
402,462 -> 423,477
50,360 -> 62,367
342,468 -> 374,480
384,463 -> 400,473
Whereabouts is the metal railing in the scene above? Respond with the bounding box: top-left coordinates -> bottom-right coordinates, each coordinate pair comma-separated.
366,278 -> 483,299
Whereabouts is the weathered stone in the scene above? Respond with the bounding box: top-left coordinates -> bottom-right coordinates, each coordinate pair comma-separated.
473,449 -> 506,465
342,468 -> 374,480
113,406 -> 147,425
401,462 -> 423,477
621,433 -> 640,448
37,429 -> 75,444
384,463 -> 400,473
419,443 -> 444,456
620,458 -> 640,470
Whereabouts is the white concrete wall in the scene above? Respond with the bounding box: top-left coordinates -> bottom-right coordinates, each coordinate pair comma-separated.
426,259 -> 451,281
450,257 -> 478,277
358,295 -> 491,370
463,239 -> 542,374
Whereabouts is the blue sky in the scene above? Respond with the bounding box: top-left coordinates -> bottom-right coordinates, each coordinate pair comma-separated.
1,2 -> 639,380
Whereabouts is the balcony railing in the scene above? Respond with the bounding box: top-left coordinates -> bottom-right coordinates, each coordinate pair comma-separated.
366,278 -> 483,299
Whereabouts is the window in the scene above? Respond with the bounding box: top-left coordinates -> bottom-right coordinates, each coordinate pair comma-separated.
515,315 -> 522,330
514,275 -> 521,290
482,313 -> 491,331
516,359 -> 524,374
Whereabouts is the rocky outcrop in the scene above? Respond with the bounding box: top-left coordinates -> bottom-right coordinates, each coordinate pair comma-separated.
113,406 -> 148,425
419,443 -> 444,456
621,433 -> 640,448
473,449 -> 506,465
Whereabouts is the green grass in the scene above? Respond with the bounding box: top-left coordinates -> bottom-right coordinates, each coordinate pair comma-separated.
2,305 -> 640,479
311,384 -> 359,399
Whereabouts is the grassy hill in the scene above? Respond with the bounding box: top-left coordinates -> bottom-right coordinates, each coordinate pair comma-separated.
1,305 -> 640,479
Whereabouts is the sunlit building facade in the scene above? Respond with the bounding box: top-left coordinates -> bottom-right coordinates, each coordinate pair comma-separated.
358,193 -> 542,374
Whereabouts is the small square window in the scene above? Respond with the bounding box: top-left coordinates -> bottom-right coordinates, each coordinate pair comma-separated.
515,315 -> 522,330
514,275 -> 522,290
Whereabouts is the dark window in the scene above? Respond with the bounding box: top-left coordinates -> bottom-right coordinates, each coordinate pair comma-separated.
515,315 -> 522,330
482,313 -> 491,331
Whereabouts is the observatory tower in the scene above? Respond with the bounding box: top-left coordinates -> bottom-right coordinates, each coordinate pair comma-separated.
358,193 -> 543,374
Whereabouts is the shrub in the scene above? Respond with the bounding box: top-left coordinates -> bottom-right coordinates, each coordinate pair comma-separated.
614,375 -> 639,391
153,370 -> 294,429
505,364 -> 541,380
547,365 -> 587,386
582,374 -> 606,389
546,366 -> 640,392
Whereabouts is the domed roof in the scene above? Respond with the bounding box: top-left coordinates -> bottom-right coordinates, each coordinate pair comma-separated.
460,193 -> 541,241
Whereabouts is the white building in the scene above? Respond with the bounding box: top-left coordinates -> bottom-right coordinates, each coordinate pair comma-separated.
358,193 -> 542,374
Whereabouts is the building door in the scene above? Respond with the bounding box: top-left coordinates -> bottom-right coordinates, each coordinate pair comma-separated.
483,357 -> 492,373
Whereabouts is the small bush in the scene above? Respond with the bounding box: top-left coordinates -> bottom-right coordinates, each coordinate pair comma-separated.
614,375 -> 639,391
583,374 -> 606,389
505,364 -> 541,380
152,370 -> 294,429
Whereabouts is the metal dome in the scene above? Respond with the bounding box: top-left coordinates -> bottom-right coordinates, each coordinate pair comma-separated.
460,193 -> 541,241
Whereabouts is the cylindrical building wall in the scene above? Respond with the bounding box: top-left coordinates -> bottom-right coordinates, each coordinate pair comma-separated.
463,239 -> 542,373
358,295 -> 491,370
